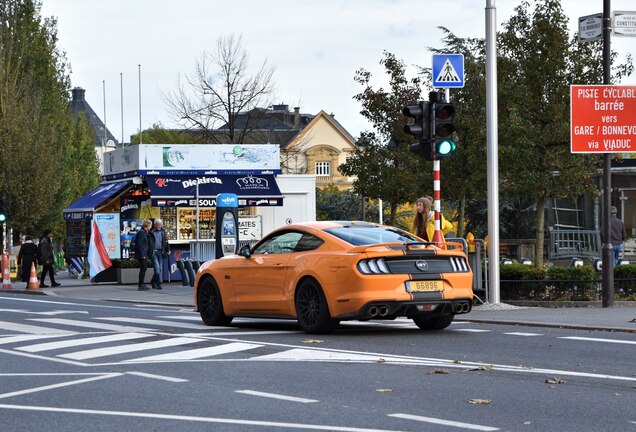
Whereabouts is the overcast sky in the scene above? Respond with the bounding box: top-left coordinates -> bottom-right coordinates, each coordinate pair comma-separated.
40,0 -> 636,144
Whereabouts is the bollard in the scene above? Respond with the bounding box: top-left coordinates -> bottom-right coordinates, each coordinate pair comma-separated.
176,260 -> 189,286
183,260 -> 196,287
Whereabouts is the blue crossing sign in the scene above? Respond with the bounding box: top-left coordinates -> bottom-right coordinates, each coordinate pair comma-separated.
432,54 -> 465,88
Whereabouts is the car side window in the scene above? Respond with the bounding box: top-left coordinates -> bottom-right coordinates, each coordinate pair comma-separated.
295,234 -> 324,252
253,231 -> 304,255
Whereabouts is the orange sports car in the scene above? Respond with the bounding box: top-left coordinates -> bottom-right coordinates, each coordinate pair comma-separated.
194,221 -> 473,334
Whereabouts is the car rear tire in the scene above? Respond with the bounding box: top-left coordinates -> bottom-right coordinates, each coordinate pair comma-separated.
295,278 -> 337,334
412,314 -> 454,330
198,277 -> 233,326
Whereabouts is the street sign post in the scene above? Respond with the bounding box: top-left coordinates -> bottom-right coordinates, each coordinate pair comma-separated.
578,13 -> 603,42
570,85 -> 636,153
613,11 -> 636,36
432,54 -> 464,88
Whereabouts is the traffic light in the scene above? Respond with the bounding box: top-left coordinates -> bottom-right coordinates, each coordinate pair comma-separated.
432,102 -> 456,158
0,194 -> 6,223
403,101 -> 433,161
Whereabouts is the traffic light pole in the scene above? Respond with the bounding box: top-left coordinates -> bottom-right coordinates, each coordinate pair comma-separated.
432,157 -> 445,244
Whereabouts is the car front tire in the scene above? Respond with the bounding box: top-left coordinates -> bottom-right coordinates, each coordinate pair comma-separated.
412,314 -> 454,330
295,278 -> 337,334
198,277 -> 233,326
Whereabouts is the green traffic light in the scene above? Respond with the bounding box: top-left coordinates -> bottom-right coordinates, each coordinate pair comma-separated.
436,139 -> 456,156
0,214 -> 6,223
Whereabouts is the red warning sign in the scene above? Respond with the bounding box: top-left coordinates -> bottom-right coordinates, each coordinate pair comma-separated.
570,85 -> 636,153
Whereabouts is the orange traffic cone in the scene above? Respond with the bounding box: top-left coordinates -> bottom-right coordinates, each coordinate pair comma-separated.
27,262 -> 39,290
2,254 -> 11,290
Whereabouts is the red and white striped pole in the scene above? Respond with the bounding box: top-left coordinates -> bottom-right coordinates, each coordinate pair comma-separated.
432,158 -> 444,244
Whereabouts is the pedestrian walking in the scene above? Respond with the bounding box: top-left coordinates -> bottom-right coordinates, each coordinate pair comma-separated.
150,218 -> 170,290
39,229 -> 60,287
134,219 -> 154,291
412,196 -> 453,242
609,206 -> 627,266
17,235 -> 39,288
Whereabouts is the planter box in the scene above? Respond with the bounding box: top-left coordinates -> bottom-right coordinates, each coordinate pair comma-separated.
117,268 -> 153,285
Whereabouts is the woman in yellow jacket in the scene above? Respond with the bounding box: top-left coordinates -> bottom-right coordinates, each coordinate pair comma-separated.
413,196 -> 453,242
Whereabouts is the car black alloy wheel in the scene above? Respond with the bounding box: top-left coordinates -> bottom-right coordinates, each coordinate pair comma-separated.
198,277 -> 233,326
295,278 -> 337,334
412,314 -> 454,330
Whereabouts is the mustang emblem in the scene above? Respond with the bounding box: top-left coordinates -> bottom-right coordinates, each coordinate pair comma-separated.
415,260 -> 429,271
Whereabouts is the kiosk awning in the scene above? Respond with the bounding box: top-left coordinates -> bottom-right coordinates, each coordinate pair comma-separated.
63,180 -> 132,220
146,174 -> 283,207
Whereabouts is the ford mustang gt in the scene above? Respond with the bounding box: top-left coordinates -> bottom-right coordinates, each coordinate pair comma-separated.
194,221 -> 473,334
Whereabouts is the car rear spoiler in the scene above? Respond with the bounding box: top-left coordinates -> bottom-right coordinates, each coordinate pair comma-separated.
349,241 -> 465,253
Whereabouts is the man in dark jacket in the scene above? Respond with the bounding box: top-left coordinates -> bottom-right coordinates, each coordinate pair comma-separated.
610,206 -> 627,266
134,219 -> 154,291
39,229 -> 60,288
150,218 -> 170,290
17,236 -> 38,288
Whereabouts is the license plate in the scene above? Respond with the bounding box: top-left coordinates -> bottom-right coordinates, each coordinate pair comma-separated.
406,280 -> 443,292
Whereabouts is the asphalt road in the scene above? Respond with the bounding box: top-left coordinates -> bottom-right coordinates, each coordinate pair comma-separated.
1,293 -> 634,432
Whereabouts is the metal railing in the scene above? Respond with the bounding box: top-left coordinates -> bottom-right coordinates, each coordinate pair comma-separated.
548,229 -> 601,260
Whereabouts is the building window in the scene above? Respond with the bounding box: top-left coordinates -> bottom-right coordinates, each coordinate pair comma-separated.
315,161 -> 331,177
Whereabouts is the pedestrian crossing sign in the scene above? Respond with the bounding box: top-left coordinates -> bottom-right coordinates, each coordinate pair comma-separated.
432,54 -> 464,88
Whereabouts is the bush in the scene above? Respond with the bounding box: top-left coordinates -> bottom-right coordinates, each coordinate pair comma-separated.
111,258 -> 151,269
500,263 -> 546,280
614,264 -> 636,297
545,265 -> 598,301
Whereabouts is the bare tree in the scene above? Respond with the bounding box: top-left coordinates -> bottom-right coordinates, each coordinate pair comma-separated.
164,34 -> 276,144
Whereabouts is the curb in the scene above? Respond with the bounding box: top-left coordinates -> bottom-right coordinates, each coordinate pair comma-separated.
458,317 -> 636,333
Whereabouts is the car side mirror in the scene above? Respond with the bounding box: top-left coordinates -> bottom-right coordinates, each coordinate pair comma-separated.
238,244 -> 251,258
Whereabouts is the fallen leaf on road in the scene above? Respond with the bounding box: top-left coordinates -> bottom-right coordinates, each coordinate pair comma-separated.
467,399 -> 491,404
470,365 -> 493,371
545,377 -> 566,385
426,369 -> 450,375
302,339 -> 323,343
376,358 -> 386,364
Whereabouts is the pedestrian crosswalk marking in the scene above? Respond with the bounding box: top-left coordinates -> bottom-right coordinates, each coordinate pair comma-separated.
96,317 -> 206,330
128,342 -> 263,362
504,332 -> 543,337
435,59 -> 461,83
30,318 -> 149,332
0,320 -> 76,335
58,336 -> 202,360
16,333 -> 151,353
0,334 -> 70,345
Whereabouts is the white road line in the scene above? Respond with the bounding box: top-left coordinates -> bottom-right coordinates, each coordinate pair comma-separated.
0,320 -> 76,335
16,333 -> 151,353
0,373 -> 122,400
158,315 -> 202,321
0,404 -> 402,432
126,372 -> 188,383
0,334 -> 69,345
30,318 -> 149,332
128,342 -> 263,361
96,317 -> 206,329
388,413 -> 499,431
504,332 -> 543,336
559,336 -> 636,345
58,336 -> 202,360
451,329 -> 491,333
236,390 -> 318,403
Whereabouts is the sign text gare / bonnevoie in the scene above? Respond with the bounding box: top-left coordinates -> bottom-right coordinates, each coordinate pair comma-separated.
570,85 -> 636,153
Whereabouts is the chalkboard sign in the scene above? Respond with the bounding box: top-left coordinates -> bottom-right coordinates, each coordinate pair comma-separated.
65,220 -> 89,258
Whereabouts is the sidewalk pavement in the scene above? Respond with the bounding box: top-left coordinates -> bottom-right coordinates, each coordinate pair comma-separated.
2,271 -> 636,333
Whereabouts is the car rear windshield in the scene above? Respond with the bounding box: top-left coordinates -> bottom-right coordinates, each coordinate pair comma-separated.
325,227 -> 420,246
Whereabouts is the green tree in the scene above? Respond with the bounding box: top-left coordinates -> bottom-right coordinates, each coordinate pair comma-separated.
131,122 -> 201,144
340,52 -> 429,226
0,0 -> 98,239
497,0 -> 632,267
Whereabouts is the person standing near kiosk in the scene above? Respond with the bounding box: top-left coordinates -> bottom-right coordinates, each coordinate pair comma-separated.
150,218 -> 170,289
215,193 -> 239,258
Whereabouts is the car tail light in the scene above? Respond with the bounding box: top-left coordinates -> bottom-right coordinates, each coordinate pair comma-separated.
357,258 -> 390,274
450,257 -> 469,272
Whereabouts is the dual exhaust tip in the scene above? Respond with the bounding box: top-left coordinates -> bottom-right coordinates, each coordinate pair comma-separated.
368,305 -> 390,317
455,302 -> 471,314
